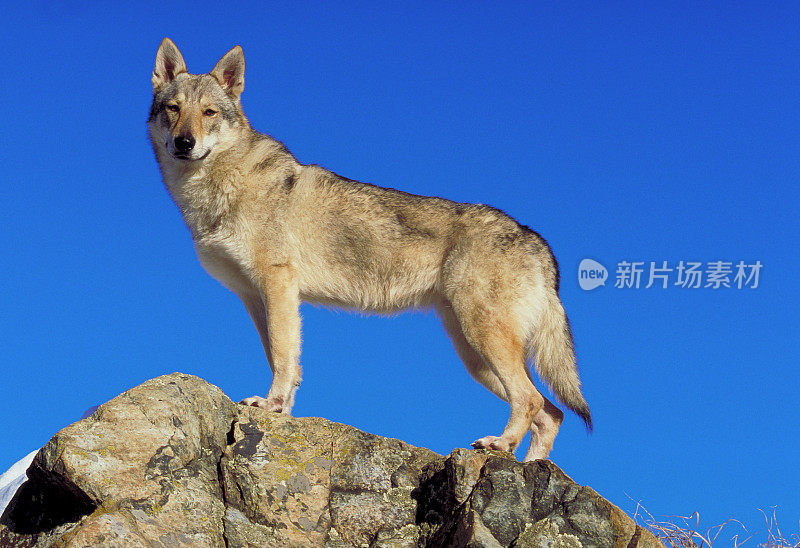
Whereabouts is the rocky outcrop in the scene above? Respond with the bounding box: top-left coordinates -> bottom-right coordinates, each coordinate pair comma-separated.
0,374 -> 661,547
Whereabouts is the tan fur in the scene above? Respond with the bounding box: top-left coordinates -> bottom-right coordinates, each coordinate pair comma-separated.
148,38 -> 592,461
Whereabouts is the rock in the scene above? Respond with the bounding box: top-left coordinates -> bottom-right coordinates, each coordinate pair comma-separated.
219,407 -> 439,547
0,373 -> 662,547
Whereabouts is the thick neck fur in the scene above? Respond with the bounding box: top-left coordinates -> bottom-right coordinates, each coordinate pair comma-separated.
156,143 -> 247,239
151,108 -> 299,241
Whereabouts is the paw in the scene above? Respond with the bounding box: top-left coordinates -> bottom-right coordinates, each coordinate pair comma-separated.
240,395 -> 284,413
471,435 -> 512,452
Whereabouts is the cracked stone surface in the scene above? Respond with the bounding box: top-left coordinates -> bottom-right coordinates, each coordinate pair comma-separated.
0,373 -> 662,547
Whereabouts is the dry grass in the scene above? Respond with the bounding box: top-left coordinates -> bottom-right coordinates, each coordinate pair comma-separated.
628,498 -> 799,547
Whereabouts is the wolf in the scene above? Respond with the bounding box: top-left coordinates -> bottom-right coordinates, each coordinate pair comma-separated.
148,38 -> 592,461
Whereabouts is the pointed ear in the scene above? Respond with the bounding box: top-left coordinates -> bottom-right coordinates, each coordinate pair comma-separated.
153,38 -> 188,91
211,45 -> 245,98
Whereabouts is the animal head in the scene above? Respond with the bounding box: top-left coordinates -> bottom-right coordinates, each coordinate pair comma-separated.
148,38 -> 248,162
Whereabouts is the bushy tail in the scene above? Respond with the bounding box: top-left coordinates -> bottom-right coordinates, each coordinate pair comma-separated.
528,294 -> 593,432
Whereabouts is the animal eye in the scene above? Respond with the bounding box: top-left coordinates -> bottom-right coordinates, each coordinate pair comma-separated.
203,108 -> 218,117
166,104 -> 180,113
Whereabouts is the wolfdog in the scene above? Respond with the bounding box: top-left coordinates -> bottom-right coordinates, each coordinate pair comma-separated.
148,38 -> 591,461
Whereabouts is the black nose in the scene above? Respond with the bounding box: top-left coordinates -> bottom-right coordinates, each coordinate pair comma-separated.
174,134 -> 195,152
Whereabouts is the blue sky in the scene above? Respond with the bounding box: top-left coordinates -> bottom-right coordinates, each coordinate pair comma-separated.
2,1 -> 798,540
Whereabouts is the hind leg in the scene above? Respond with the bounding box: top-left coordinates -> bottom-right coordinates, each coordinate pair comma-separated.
440,302 -> 543,453
524,396 -> 564,461
520,368 -> 564,461
439,304 -> 507,400
441,303 -> 566,460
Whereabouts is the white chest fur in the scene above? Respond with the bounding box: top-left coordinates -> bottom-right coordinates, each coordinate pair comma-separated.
194,236 -> 255,296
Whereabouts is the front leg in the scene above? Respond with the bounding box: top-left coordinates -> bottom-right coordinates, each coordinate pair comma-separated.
239,294 -> 280,412
240,264 -> 302,415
